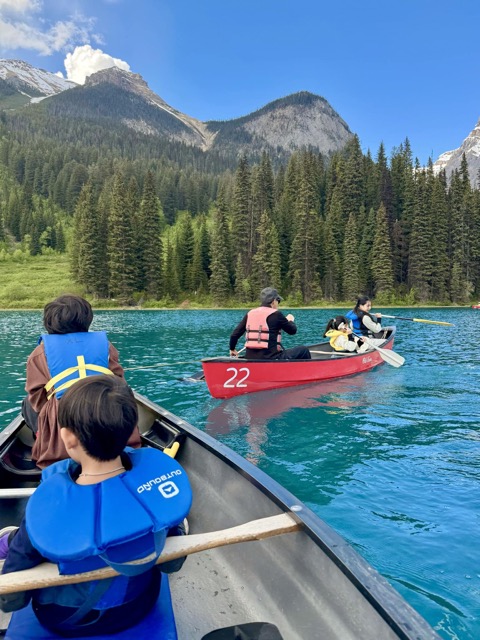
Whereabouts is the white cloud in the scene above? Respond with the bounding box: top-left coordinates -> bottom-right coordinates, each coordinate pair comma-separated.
63,44 -> 130,84
0,2 -> 100,55
0,0 -> 40,15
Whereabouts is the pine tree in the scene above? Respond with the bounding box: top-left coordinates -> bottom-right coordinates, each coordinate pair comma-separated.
71,181 -> 106,296
340,135 -> 365,220
209,191 -> 231,305
108,173 -> 136,302
163,240 -> 180,300
448,170 -> 471,302
138,171 -> 163,298
342,213 -> 360,300
176,211 -> 195,292
231,155 -> 252,286
408,168 -> 433,301
250,210 -> 281,293
371,203 -> 394,299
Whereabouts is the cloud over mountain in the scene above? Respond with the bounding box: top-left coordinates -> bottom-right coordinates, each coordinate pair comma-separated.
63,45 -> 130,85
0,0 -> 100,55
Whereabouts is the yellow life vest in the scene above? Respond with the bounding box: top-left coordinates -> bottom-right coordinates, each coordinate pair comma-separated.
325,329 -> 349,352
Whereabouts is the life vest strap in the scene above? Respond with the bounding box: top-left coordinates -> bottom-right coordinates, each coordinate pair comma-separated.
99,530 -> 166,577
45,356 -> 113,399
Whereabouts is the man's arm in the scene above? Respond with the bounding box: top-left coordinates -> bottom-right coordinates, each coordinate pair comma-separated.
229,314 -> 248,354
273,311 -> 298,336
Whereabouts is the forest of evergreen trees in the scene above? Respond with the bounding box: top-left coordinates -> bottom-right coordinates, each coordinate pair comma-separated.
0,109 -> 479,306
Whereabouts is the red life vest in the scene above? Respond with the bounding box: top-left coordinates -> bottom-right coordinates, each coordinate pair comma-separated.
245,307 -> 282,350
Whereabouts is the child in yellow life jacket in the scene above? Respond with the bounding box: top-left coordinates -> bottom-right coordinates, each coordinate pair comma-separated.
324,316 -> 367,352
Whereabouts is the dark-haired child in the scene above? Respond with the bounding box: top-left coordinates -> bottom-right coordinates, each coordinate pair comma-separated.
324,316 -> 366,352
1,375 -> 191,636
23,294 -> 140,468
345,296 -> 383,337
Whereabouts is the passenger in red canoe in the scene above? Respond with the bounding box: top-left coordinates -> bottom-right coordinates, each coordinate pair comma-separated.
324,316 -> 367,352
229,287 -> 311,360
345,296 -> 383,338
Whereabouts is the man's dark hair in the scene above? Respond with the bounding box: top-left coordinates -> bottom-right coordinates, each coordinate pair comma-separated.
43,295 -> 94,334
58,376 -> 137,461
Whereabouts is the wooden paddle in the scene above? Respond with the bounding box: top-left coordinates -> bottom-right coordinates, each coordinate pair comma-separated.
0,514 -> 300,595
352,334 -> 405,368
381,315 -> 453,326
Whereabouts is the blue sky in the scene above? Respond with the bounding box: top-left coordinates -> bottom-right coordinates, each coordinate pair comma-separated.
0,0 -> 479,164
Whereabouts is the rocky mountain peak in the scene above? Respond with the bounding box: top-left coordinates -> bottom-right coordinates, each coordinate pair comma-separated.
0,58 -> 76,97
433,118 -> 480,185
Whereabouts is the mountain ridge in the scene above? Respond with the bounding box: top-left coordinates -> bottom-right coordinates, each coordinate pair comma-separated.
0,60 -> 353,161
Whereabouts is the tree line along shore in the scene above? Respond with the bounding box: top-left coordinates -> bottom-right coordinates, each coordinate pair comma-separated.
0,116 -> 479,307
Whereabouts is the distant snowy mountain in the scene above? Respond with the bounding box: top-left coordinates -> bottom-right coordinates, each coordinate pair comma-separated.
0,59 -> 75,106
433,119 -> 480,186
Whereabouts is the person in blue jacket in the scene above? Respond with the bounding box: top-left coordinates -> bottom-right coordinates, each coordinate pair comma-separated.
0,375 -> 191,637
22,294 -> 140,468
345,296 -> 383,337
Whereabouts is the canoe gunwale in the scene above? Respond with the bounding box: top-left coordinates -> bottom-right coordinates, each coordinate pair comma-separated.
135,393 -> 439,640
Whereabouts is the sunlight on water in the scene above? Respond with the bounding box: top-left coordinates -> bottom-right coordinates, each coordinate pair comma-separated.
0,307 -> 478,639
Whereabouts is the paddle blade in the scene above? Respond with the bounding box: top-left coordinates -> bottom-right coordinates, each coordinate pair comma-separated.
377,347 -> 405,367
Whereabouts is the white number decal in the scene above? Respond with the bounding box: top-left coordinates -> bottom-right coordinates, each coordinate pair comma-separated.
224,367 -> 250,388
236,368 -> 250,387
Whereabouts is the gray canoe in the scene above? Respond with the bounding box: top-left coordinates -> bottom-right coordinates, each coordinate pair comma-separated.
0,392 -> 440,640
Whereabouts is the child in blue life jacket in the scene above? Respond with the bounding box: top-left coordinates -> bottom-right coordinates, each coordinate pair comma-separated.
324,316 -> 367,352
0,375 -> 191,637
345,296 -> 383,337
23,294 -> 140,468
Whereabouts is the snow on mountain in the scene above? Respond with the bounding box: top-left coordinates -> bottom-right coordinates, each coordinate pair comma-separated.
433,119 -> 480,186
0,59 -> 76,97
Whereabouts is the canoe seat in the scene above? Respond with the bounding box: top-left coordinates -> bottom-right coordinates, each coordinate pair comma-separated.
5,574 -> 177,640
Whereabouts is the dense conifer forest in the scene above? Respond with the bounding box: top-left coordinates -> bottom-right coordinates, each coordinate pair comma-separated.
0,106 -> 479,307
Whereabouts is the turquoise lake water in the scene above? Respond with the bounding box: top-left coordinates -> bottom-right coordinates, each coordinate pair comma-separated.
0,308 -> 478,639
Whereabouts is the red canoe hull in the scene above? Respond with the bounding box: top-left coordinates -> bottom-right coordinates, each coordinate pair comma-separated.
202,331 -> 396,399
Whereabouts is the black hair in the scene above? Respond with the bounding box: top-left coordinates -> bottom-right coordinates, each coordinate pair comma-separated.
58,376 -> 137,462
323,315 -> 349,337
353,296 -> 371,313
43,295 -> 93,334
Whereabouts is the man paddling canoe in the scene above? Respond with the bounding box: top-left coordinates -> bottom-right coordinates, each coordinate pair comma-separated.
229,287 -> 311,361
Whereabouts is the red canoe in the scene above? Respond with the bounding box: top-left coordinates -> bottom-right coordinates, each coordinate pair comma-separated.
202,327 -> 397,399
472,304 -> 480,309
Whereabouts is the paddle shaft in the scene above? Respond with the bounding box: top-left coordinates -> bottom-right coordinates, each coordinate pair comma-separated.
0,514 -> 300,594
380,315 -> 453,326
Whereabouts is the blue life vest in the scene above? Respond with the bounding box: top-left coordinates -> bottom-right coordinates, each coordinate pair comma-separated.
345,310 -> 363,334
25,448 -> 192,611
41,332 -> 113,399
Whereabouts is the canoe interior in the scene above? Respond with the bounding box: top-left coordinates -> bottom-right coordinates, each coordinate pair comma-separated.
0,390 -> 439,640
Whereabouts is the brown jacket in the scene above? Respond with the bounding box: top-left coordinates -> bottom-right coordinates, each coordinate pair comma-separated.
27,341 -> 141,469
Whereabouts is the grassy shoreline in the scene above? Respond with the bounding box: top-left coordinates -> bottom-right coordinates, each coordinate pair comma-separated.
0,254 -> 471,310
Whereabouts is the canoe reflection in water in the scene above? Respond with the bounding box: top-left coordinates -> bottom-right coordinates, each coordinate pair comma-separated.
205,376 -> 371,465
